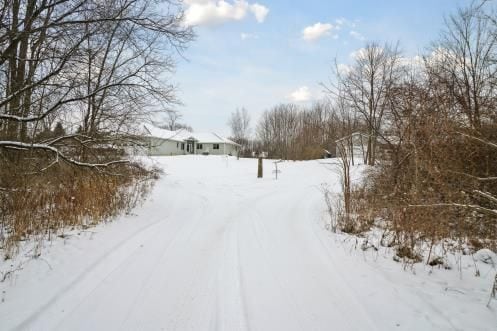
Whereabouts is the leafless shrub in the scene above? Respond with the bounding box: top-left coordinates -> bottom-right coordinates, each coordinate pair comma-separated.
320,0 -> 497,264
0,0 -> 192,255
321,184 -> 341,233
0,151 -> 158,258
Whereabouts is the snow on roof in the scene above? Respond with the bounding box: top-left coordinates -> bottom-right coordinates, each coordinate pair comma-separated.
142,124 -> 240,146
335,132 -> 400,145
142,125 -> 187,141
335,132 -> 370,143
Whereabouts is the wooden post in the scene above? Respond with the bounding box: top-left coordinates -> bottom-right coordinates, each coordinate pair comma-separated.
257,157 -> 263,178
273,160 -> 282,180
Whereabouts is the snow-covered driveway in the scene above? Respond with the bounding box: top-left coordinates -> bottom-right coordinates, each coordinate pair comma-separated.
1,156 -> 495,330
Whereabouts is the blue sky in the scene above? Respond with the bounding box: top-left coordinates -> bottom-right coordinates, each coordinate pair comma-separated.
173,0 -> 467,134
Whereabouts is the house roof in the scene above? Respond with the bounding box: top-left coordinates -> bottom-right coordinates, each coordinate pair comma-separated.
142,124 -> 240,146
335,132 -> 400,145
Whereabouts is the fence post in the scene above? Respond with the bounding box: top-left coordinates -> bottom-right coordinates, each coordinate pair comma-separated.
258,157 -> 263,178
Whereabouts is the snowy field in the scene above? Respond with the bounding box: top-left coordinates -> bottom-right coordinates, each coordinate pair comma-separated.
1,155 -> 496,330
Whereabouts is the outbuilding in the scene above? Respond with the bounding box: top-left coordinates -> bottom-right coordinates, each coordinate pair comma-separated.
335,132 -> 369,165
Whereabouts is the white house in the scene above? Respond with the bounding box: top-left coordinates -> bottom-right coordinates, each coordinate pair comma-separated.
140,124 -> 240,156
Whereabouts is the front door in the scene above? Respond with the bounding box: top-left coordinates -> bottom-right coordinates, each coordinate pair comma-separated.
186,140 -> 195,154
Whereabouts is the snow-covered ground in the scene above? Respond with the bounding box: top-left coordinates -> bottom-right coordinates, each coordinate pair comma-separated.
1,155 -> 496,330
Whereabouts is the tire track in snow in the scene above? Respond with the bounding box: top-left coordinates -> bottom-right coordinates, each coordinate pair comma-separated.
305,183 -> 459,330
116,194 -> 211,330
215,219 -> 250,331
11,217 -> 165,331
291,186 -> 382,330
122,191 -> 231,330
13,188 -> 210,331
250,185 -> 379,330
220,185 -> 311,330
165,221 -> 223,330
118,192 -> 213,330
248,208 -> 308,331
51,221 -> 176,330
212,188 -> 280,331
211,193 -> 270,331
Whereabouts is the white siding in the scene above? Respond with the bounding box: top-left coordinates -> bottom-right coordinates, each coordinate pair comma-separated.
146,138 -> 238,156
224,143 -> 238,156
148,138 -> 184,156
197,143 -> 238,156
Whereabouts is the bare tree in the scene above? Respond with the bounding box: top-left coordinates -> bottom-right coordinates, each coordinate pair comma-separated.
339,3 -> 497,257
0,0 -> 194,251
0,0 -> 194,167
256,104 -> 300,159
165,111 -> 182,131
228,107 -> 251,142
336,137 -> 352,230
254,101 -> 361,160
327,42 -> 402,165
429,0 -> 497,130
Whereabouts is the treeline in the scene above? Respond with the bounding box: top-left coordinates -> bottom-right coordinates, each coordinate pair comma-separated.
0,0 -> 192,254
256,103 -> 364,160
330,2 -> 497,257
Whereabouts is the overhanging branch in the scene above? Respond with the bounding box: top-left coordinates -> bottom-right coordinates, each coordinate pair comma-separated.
0,141 -> 129,169
408,203 -> 497,217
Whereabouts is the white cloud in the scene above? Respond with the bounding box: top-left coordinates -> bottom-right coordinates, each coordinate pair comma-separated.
335,18 -> 346,27
302,22 -> 335,41
335,17 -> 357,29
336,63 -> 351,75
349,48 -> 362,60
184,0 -> 269,26
289,86 -> 312,102
349,30 -> 365,41
399,55 -> 424,68
428,47 -> 460,64
241,32 -> 258,40
250,3 -> 269,23
350,47 -> 383,60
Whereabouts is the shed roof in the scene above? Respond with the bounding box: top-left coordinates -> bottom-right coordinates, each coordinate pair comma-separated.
335,132 -> 400,145
335,132 -> 370,143
142,124 -> 240,146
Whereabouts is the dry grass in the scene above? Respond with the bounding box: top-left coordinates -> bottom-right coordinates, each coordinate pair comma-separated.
324,120 -> 497,264
352,121 -> 497,259
0,151 -> 158,259
322,183 -> 373,235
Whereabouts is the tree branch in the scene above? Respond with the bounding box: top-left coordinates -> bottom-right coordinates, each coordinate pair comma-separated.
408,203 -> 497,217
0,141 -> 129,169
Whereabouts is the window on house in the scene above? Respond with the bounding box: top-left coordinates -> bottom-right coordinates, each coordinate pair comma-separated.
213,144 -> 220,150
181,143 -> 185,150
197,143 -> 203,149
177,142 -> 179,148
